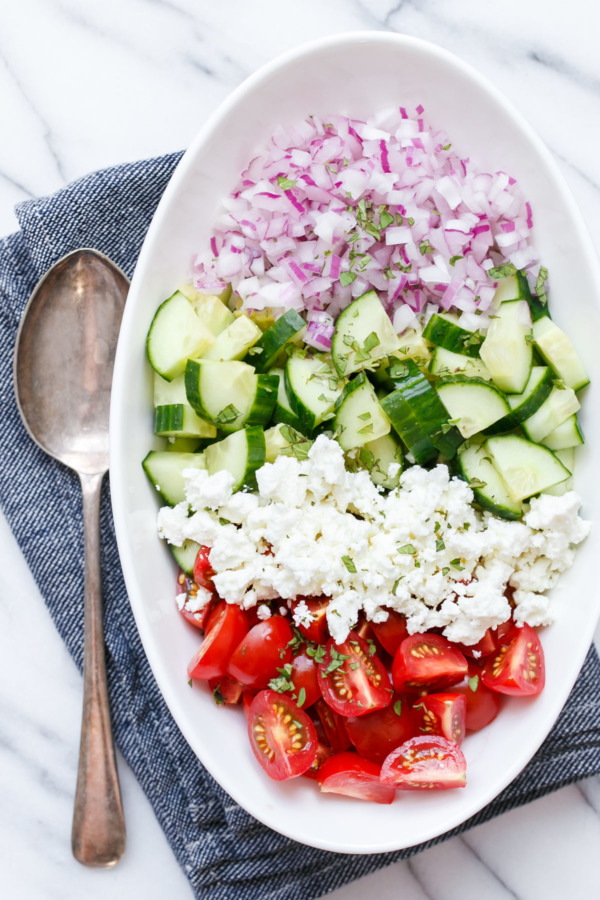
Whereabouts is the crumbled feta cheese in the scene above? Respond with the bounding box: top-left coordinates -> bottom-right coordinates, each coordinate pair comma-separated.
156,437 -> 591,645
292,599 -> 314,629
257,604 -> 272,620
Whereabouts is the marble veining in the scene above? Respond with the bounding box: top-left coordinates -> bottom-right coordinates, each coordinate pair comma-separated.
2,0 -> 600,897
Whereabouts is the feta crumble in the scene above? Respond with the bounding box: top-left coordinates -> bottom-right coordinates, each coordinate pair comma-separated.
158,436 -> 590,645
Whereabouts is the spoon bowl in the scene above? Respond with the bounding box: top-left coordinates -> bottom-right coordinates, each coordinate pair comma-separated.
14,247 -> 128,867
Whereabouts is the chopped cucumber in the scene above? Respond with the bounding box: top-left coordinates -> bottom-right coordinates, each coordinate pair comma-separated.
429,347 -> 491,380
331,290 -> 400,377
435,377 -> 511,438
352,432 -> 403,490
395,329 -> 432,367
532,316 -> 589,391
153,373 -> 217,439
245,375 -> 279,426
202,314 -> 263,361
170,539 -> 200,575
333,373 -> 391,451
457,440 -> 522,519
491,272 -> 547,322
543,447 -> 574,496
146,291 -> 215,381
185,360 -> 262,433
521,383 -> 580,443
285,353 -> 346,432
204,426 -> 266,490
246,309 -> 306,373
264,423 -> 312,463
485,366 -> 554,435
179,284 -> 235,335
479,299 -> 532,393
483,435 -> 570,501
166,437 -> 204,453
142,450 -> 206,506
380,390 -> 439,466
270,367 -> 305,431
422,313 -> 484,358
541,414 -> 584,451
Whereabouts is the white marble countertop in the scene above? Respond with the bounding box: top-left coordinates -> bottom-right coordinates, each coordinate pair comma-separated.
3,1 -> 600,897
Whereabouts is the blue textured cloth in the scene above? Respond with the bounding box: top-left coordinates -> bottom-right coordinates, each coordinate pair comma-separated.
2,154 -> 600,900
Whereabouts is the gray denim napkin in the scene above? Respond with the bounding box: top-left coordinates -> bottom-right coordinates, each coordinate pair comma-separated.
1,153 -> 600,900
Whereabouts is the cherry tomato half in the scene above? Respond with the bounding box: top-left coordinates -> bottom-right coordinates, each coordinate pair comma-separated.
291,649 -> 321,710
187,601 -> 248,681
318,632 -> 392,717
302,742 -> 335,781
481,622 -> 545,696
392,633 -> 468,693
453,662 -> 502,732
314,699 -> 352,752
291,597 -> 330,644
248,690 -> 318,780
456,627 -> 497,660
371,610 -> 409,656
317,752 -> 395,804
412,693 -> 466,745
345,695 -> 419,765
380,736 -> 467,790
193,545 -> 216,592
208,673 -> 243,706
228,616 -> 293,690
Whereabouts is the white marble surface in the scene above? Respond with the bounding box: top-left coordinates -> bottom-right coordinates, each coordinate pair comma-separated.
2,1 -> 600,897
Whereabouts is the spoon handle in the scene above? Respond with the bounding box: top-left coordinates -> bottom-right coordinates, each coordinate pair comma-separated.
72,471 -> 125,867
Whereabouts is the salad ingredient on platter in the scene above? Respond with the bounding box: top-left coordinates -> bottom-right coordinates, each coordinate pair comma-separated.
143,103 -> 591,800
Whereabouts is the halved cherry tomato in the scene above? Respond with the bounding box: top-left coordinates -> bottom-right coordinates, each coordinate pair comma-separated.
248,689 -> 318,780
392,634 -> 468,693
291,597 -> 329,643
456,627 -> 497,660
481,622 -> 545,696
228,616 -> 293,689
291,649 -> 321,710
317,752 -> 395,804
318,632 -> 392,717
380,736 -> 467,790
314,699 -> 351,752
208,673 -> 243,706
371,610 -> 409,656
242,688 -> 257,723
175,570 -> 215,630
193,545 -> 216,592
302,741 -> 335,781
187,601 -> 248,681
412,693 -> 466,745
453,661 -> 502,732
345,695 -> 419,765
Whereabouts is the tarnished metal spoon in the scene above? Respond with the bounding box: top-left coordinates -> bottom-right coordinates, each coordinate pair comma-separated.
14,248 -> 128,867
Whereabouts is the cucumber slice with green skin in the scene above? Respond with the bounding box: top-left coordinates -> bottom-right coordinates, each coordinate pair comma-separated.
285,353 -> 346,433
352,432 -> 403,490
245,375 -> 279,426
154,404 -> 218,439
532,316 -> 589,391
146,291 -> 215,381
185,359 -> 257,433
179,284 -> 235,335
490,273 -> 548,322
435,377 -> 511,439
170,539 -> 200,575
483,435 -> 570,501
380,390 -> 439,466
485,366 -> 554,435
331,290 -> 400,377
544,447 -> 574,496
204,426 -> 266,490
395,329 -> 432,367
521,383 -> 580,443
457,440 -> 522,520
269,367 -> 305,431
245,309 -> 306,373
333,373 -> 391,451
479,299 -> 533,394
429,347 -> 492,380
541,414 -> 584,451
166,437 -> 204,453
384,359 -> 463,458
202,314 -> 263,361
422,313 -> 484,358
142,450 -> 206,506
264,423 -> 312,463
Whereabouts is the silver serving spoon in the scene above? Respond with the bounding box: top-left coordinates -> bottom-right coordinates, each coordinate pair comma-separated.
14,248 -> 128,867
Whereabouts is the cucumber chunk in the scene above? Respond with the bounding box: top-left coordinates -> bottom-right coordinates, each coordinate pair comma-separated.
429,347 -> 491,380
351,432 -> 403,490
436,378 -> 511,438
380,389 -> 439,466
204,426 -> 266,490
179,284 -> 235,335
270,366 -> 305,431
483,435 -> 570,501
185,359 -> 258,433
479,300 -> 532,393
246,375 -> 279,426
541,414 -> 584,451
423,313 -> 483,358
264,423 -> 312,463
142,450 -> 206,506
146,291 -> 215,381
395,329 -> 432,367
543,448 -> 574,496
166,437 -> 204,453
532,316 -> 589,391
170,539 -> 200,575
457,440 -> 522,520
285,354 -> 346,432
521,383 -> 580,443
331,290 -> 400,377
491,272 -> 547,322
153,373 -> 217,438
333,373 -> 391,451
486,366 -> 554,435
202,314 -> 263,361
246,309 -> 306,373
